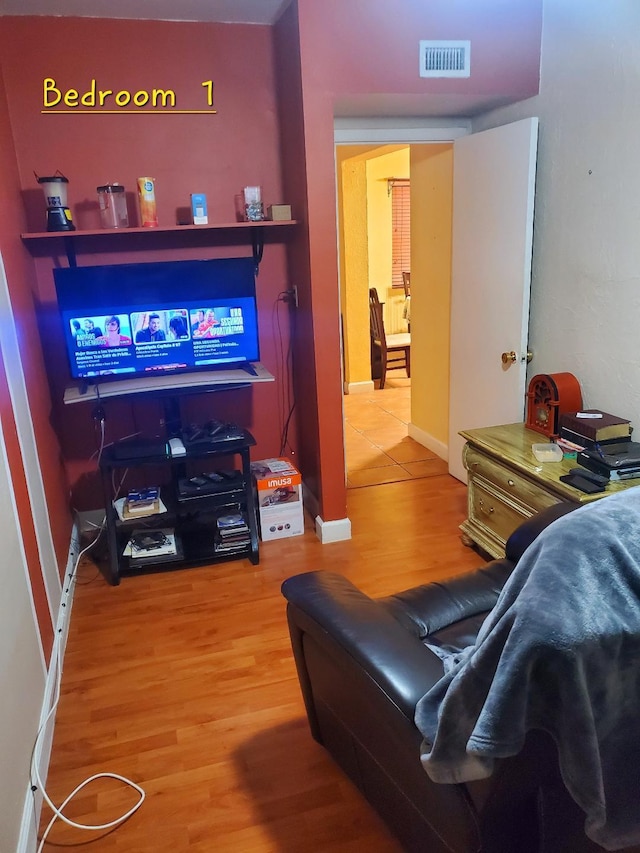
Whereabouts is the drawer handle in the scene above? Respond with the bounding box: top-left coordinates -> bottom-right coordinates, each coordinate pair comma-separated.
478,499 -> 495,514
507,479 -> 515,487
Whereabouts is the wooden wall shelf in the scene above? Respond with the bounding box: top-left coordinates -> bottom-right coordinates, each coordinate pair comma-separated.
20,220 -> 297,241
21,219 -> 298,268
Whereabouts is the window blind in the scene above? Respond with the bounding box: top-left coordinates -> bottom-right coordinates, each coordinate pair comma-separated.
391,181 -> 410,289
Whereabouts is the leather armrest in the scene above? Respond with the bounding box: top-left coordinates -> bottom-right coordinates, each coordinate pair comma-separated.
379,504 -> 579,640
282,570 -> 445,719
379,559 -> 513,639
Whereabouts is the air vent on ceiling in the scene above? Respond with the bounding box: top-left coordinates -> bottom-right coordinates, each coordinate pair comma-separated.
419,40 -> 471,78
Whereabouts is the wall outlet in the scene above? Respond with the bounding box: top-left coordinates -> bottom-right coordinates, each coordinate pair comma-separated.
283,286 -> 299,308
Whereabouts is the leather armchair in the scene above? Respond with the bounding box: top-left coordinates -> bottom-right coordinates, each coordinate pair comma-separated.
282,503 -> 639,853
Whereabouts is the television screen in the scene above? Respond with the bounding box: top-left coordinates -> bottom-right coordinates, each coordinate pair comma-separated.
53,257 -> 261,381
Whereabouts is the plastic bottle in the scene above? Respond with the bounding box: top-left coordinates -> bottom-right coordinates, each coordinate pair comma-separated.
137,177 -> 158,227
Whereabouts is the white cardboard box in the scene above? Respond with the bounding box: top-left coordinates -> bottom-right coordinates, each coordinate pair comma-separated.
251,457 -> 303,540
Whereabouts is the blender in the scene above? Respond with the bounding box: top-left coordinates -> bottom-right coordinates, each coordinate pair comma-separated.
35,171 -> 75,231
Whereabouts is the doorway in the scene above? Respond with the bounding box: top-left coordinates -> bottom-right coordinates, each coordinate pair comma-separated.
335,117 -> 537,488
336,143 -> 446,487
343,376 -> 447,487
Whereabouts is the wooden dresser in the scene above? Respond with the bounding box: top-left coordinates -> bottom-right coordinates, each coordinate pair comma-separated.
459,423 -> 635,558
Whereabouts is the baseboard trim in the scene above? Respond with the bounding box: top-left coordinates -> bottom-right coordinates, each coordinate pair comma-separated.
315,515 -> 352,543
344,380 -> 375,395
408,423 -> 448,462
17,522 -> 80,853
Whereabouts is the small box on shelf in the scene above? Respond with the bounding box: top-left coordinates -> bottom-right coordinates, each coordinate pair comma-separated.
114,490 -> 167,521
267,204 -> 292,221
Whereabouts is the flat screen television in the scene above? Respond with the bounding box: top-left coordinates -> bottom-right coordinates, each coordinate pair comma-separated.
53,257 -> 261,382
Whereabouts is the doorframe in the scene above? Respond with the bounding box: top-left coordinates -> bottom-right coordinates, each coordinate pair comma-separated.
334,118 -> 471,470
334,117 -> 471,145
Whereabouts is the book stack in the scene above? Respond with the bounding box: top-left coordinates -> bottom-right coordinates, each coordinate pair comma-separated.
559,410 -> 631,450
120,487 -> 162,519
124,528 -> 181,563
215,511 -> 250,554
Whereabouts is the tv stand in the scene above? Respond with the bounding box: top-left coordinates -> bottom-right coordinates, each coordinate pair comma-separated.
241,362 -> 259,377
99,426 -> 260,585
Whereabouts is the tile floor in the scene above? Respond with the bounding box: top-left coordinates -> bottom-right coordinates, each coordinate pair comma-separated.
343,376 -> 449,487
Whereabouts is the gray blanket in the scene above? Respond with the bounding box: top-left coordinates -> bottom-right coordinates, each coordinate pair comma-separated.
415,487 -> 640,850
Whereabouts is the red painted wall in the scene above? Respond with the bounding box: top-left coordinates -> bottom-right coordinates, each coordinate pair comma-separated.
299,0 -> 542,103
0,64 -> 71,654
272,4 -> 322,504
277,0 -> 542,522
2,18 -> 284,233
0,17 -> 297,509
0,4 -> 542,526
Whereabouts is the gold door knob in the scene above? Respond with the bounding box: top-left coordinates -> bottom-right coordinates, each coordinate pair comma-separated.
501,351 -> 517,364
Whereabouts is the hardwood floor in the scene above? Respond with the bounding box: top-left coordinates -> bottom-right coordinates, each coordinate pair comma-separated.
38,474 -> 481,852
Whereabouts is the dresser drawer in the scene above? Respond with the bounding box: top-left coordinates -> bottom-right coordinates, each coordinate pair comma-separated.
464,445 -> 562,514
467,479 -> 531,545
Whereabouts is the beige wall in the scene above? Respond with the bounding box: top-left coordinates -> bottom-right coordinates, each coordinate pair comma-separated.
366,148 -> 410,335
410,144 -> 454,451
338,154 -> 369,386
338,145 -> 409,389
471,1 -> 640,427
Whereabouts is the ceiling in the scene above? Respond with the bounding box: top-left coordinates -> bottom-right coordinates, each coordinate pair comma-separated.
0,0 -> 291,25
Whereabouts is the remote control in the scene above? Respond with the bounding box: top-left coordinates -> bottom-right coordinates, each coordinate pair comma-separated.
569,467 -> 609,487
206,419 -> 226,437
559,472 -> 606,494
188,475 -> 209,487
184,423 -> 204,442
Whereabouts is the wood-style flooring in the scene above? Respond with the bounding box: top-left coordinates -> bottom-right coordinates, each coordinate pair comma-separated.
38,474 -> 482,852
344,378 -> 448,488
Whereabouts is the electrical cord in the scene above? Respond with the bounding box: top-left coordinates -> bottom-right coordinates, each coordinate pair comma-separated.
274,290 -> 297,457
31,401 -> 145,849
31,523 -> 145,850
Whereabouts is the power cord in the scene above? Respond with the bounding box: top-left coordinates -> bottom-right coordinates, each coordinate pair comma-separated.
275,290 -> 297,457
31,525 -> 145,850
32,396 -> 145,848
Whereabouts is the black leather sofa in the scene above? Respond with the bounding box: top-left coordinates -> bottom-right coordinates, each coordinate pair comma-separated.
282,503 -> 640,853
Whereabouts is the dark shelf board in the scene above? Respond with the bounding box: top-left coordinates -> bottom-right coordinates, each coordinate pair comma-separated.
21,220 -> 297,241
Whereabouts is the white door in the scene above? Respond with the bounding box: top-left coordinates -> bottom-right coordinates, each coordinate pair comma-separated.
448,117 -> 538,482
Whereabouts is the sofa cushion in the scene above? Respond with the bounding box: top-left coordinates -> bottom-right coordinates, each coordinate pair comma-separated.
379,558 -> 513,640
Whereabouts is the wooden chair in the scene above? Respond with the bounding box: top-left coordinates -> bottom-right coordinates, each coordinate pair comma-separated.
369,287 -> 411,389
402,271 -> 411,297
401,271 -> 411,332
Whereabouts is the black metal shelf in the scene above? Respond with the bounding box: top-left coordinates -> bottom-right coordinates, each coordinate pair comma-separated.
99,430 -> 259,585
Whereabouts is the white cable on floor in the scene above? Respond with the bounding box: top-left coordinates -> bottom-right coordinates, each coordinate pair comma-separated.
32,509 -> 145,850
